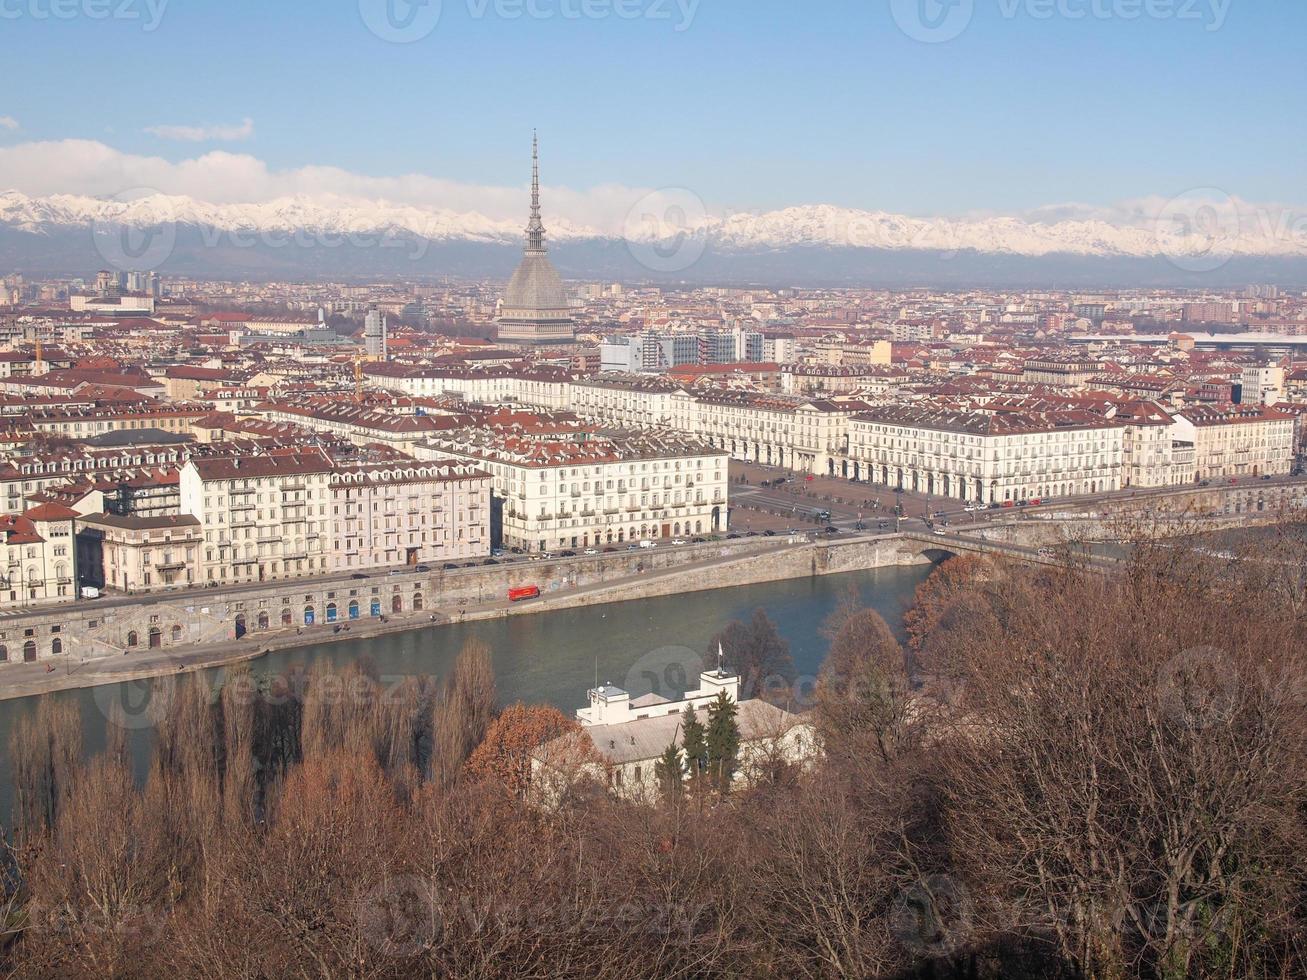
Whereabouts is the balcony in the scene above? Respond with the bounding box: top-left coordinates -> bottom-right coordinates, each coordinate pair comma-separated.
156,560 -> 187,571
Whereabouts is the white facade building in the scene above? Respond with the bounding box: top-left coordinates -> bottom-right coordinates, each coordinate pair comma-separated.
848,406 -> 1125,503
416,424 -> 729,552
1171,406 -> 1297,481
532,661 -> 814,805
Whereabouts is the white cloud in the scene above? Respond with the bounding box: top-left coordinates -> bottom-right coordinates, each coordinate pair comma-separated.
145,118 -> 254,142
0,138 -> 651,233
0,117 -> 18,132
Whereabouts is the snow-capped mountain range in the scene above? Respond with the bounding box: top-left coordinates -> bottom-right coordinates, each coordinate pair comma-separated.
2,188 -> 1303,259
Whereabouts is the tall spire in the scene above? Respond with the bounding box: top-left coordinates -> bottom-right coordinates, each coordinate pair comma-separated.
526,130 -> 546,253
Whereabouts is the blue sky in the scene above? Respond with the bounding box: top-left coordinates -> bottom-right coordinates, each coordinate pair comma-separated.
1,0 -> 1303,217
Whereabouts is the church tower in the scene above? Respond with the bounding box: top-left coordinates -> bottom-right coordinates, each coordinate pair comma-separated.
497,133 -> 576,345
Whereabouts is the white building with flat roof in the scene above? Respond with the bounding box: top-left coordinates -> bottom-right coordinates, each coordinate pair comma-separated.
532,655 -> 815,805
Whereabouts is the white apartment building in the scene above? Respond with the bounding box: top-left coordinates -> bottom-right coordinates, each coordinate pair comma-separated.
180,450 -> 334,585
328,461 -> 490,571
1171,406 -> 1297,481
568,378 -> 863,475
688,392 -> 863,475
0,503 -> 79,615
1240,365 -> 1285,406
77,514 -> 203,594
416,426 -> 729,552
848,406 -> 1125,504
1115,405 -> 1193,489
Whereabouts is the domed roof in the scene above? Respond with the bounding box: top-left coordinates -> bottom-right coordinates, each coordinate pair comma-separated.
502,250 -> 570,316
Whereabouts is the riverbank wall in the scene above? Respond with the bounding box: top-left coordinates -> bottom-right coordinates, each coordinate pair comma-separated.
0,532 -> 940,699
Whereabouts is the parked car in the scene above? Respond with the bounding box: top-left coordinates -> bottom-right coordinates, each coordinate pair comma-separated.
691,536 -> 706,543
560,550 -> 577,557
672,538 -> 686,545
442,563 -> 459,570
414,564 -> 431,573
639,540 -> 657,549
584,548 -> 598,555
350,573 -> 370,580
824,525 -> 840,534
483,558 -> 499,566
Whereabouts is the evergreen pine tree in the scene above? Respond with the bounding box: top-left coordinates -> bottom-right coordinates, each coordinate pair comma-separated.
680,704 -> 708,792
653,741 -> 686,805
705,690 -> 740,794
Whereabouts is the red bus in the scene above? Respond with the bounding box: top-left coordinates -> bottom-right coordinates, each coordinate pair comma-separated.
508,585 -> 541,602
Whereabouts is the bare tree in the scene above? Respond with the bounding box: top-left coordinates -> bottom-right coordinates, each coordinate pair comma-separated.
431,639 -> 497,789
